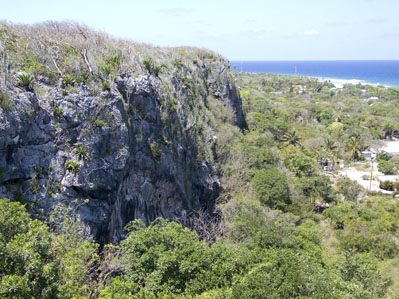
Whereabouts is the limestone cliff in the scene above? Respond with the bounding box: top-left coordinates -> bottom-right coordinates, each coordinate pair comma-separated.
0,22 -> 244,243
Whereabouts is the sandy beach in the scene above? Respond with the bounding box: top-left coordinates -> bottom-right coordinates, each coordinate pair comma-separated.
316,77 -> 387,88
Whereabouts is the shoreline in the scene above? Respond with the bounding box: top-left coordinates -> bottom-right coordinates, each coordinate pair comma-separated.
315,76 -> 392,88
235,71 -> 397,88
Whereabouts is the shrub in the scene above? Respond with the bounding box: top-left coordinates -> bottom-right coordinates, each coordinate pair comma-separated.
120,219 -> 241,295
339,229 -> 374,253
362,174 -> 371,180
251,167 -> 291,210
380,180 -> 394,191
101,81 -> 111,91
148,141 -> 162,160
16,72 -> 34,91
376,151 -> 390,163
75,72 -> 90,84
53,106 -> 63,117
65,160 -> 79,174
222,197 -> 298,249
143,57 -> 165,76
74,145 -> 89,160
94,120 -> 107,127
301,175 -> 335,202
378,157 -> 399,175
232,248 -> 336,299
62,74 -> 74,86
0,198 -> 58,297
337,178 -> 365,202
0,88 -> 13,111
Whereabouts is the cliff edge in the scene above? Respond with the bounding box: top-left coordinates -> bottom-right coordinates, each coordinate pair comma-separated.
0,22 -> 244,243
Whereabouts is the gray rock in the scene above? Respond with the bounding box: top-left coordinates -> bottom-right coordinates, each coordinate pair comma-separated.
0,58 -> 244,243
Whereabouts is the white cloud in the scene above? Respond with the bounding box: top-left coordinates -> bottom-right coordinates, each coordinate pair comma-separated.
304,29 -> 320,36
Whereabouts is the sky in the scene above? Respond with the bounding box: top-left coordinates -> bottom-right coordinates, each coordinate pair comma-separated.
1,0 -> 398,60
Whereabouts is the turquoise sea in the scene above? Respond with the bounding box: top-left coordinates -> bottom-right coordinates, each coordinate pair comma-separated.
230,60 -> 399,87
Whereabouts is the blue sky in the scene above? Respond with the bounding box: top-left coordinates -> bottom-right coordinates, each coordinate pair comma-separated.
1,0 -> 398,60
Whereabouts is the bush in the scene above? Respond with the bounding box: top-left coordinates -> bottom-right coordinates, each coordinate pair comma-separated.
251,167 -> 291,210
53,106 -> 63,117
16,72 -> 34,91
378,157 -> 399,175
380,180 -> 394,191
101,81 -> 111,91
286,151 -> 315,177
377,151 -> 390,163
362,174 -> 371,180
74,145 -> 89,160
62,74 -> 74,86
337,178 -> 365,202
0,89 -> 13,111
222,198 -> 298,249
339,229 -> 374,253
301,175 -> 334,202
0,198 -> 58,298
120,219 -> 241,295
75,72 -> 90,84
94,119 -> 107,127
143,57 -> 165,76
65,160 -> 79,174
232,248 -> 337,299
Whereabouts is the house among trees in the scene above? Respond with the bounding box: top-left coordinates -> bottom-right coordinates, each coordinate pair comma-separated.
319,158 -> 344,171
362,149 -> 377,161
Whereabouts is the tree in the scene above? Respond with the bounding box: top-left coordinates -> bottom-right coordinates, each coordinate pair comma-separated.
301,175 -> 335,202
327,122 -> 344,139
280,130 -> 302,147
0,199 -> 101,298
378,157 -> 399,175
251,167 -> 291,210
382,120 -> 396,139
323,138 -> 338,161
286,152 -> 315,177
0,198 -> 59,298
232,248 -> 341,299
336,178 -> 365,203
120,218 -> 240,296
345,134 -> 364,160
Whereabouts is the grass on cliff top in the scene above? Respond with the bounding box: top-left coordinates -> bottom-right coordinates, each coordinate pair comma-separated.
0,21 -> 225,86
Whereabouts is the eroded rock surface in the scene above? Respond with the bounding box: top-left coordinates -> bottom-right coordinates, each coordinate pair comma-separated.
0,59 -> 244,243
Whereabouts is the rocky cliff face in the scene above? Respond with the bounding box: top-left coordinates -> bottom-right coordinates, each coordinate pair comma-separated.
0,54 -> 244,243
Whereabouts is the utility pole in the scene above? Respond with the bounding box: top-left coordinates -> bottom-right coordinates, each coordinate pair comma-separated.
369,158 -> 374,191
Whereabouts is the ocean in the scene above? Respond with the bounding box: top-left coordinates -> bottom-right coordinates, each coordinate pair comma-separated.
230,60 -> 399,87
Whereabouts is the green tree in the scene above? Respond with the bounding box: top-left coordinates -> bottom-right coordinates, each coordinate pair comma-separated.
0,199 -> 101,298
336,178 -> 365,203
382,120 -> 396,139
280,130 -> 302,147
49,205 -> 99,298
251,167 -> 291,210
345,134 -> 364,161
0,198 -> 59,298
300,175 -> 335,202
378,156 -> 399,175
286,152 -> 315,177
232,248 -> 340,299
222,198 -> 298,250
120,219 -> 240,296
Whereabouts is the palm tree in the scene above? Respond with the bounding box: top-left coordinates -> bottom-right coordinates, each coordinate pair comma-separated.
280,130 -> 302,147
324,138 -> 337,153
323,138 -> 338,168
345,135 -> 363,160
